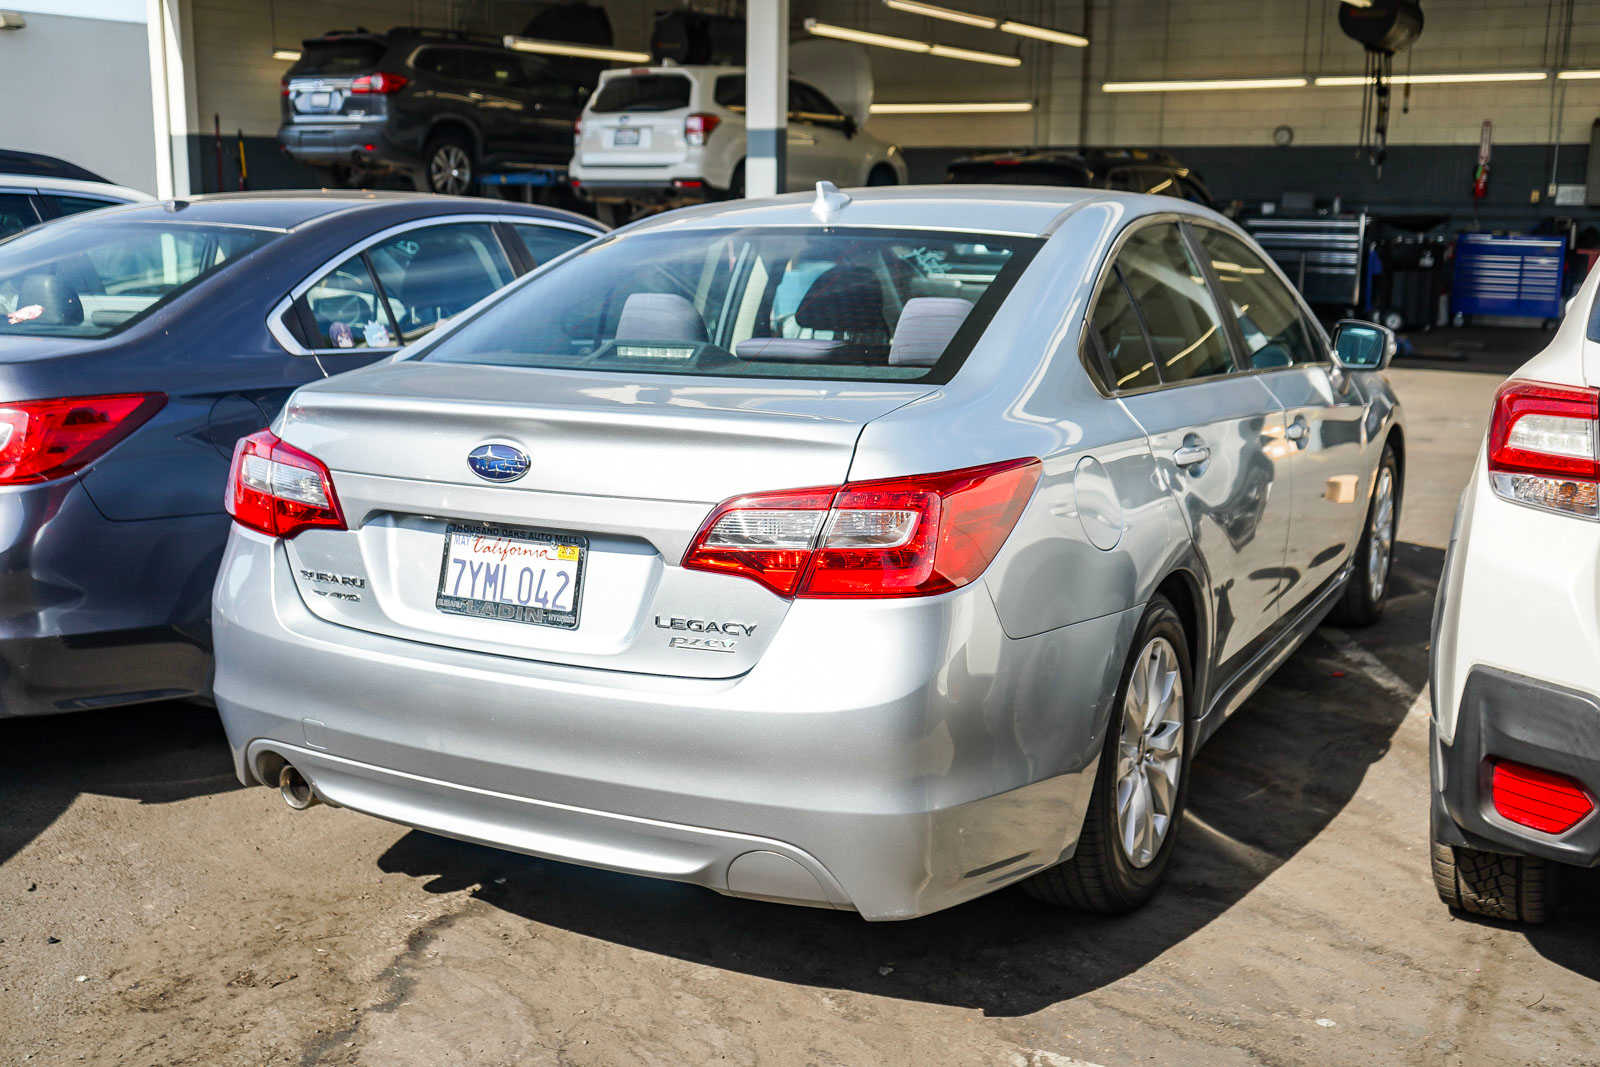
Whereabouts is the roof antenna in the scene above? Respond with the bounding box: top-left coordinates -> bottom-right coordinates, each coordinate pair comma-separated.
811,180 -> 851,223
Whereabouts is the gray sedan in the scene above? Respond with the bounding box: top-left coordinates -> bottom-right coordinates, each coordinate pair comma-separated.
211,184 -> 1404,920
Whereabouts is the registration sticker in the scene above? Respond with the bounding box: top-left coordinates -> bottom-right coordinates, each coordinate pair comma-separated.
435,523 -> 586,630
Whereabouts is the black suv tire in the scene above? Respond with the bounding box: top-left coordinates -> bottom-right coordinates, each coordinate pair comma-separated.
419,130 -> 475,196
1430,824 -> 1552,923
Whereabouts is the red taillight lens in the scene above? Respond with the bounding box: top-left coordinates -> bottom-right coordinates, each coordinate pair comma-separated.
281,77 -> 290,97
682,458 -> 1041,599
224,429 -> 346,539
1487,379 -> 1600,516
684,112 -> 720,146
573,117 -> 583,144
1491,759 -> 1595,835
0,393 -> 166,484
350,72 -> 408,94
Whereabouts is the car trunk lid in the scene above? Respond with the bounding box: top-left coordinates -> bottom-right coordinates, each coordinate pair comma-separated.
276,361 -> 932,678
578,70 -> 696,168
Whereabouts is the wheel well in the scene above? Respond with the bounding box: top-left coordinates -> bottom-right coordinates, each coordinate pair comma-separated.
1155,570 -> 1205,697
1386,424 -> 1406,485
867,162 -> 898,184
426,119 -> 479,156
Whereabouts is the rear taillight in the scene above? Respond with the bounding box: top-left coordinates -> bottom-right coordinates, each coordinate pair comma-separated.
224,429 -> 345,539
683,458 -> 1040,598
1491,759 -> 1594,835
0,393 -> 165,484
350,72 -> 408,94
1487,379 -> 1600,517
573,117 -> 582,144
281,77 -> 290,97
685,112 -> 720,146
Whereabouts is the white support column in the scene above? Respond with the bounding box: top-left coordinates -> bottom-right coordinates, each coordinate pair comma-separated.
744,0 -> 788,198
146,0 -> 191,198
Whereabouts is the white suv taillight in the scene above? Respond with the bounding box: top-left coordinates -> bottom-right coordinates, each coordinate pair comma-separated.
1487,379 -> 1600,517
684,112 -> 720,147
682,458 -> 1041,598
225,429 -> 346,538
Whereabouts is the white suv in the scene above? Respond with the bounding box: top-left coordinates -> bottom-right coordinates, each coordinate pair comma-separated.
568,66 -> 907,216
1430,265 -> 1600,922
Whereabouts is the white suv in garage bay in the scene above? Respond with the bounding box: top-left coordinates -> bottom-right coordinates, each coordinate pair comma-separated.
569,66 -> 906,215
1431,266 -> 1600,922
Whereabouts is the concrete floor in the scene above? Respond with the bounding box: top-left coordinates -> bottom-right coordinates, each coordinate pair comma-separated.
3,342 -> 1597,1066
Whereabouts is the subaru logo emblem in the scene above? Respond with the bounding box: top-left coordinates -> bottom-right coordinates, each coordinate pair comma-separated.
467,443 -> 530,483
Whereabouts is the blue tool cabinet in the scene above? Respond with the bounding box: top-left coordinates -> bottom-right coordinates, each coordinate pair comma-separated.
1452,234 -> 1565,321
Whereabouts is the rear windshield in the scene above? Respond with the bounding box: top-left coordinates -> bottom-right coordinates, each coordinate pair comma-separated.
0,222 -> 276,338
291,40 -> 384,77
421,227 -> 1039,383
591,74 -> 692,113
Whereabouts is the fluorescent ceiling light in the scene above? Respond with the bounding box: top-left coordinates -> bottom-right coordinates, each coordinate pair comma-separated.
883,0 -> 996,29
272,48 -> 301,61
804,19 -> 1019,65
502,35 -> 650,63
1557,69 -> 1600,80
999,21 -> 1087,47
1103,77 -> 1308,93
929,43 -> 1021,66
1315,71 -> 1545,86
803,20 -> 931,53
870,101 -> 1034,113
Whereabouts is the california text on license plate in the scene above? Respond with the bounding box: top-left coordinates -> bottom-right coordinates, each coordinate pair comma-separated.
435,523 -> 586,629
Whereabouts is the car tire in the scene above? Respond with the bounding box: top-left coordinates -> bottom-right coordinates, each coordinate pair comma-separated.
866,163 -> 898,186
1023,595 -> 1193,914
1430,827 -> 1552,923
1330,442 -> 1400,627
420,131 -> 475,196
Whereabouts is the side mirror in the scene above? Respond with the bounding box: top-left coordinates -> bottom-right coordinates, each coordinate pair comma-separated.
1330,319 -> 1396,371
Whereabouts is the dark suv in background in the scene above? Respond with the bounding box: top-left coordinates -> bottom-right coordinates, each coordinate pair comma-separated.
946,148 -> 1215,209
279,27 -> 602,194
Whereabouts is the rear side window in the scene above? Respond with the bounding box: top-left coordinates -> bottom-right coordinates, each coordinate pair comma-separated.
591,74 -> 691,113
1196,228 -> 1320,368
1090,269 -> 1158,390
290,41 -> 384,77
0,222 -> 274,337
301,254 -> 395,350
365,223 -> 515,343
0,193 -> 38,240
511,224 -> 592,266
1115,225 -> 1235,384
714,75 -> 745,109
421,226 -> 1039,384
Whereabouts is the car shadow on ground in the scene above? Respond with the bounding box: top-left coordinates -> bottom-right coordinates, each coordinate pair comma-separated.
0,700 -> 241,865
375,543 -> 1453,1017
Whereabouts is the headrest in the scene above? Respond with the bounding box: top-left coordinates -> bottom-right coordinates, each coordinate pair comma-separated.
888,297 -> 972,366
734,338 -> 868,363
794,266 -> 885,334
615,292 -> 707,343
17,273 -> 83,326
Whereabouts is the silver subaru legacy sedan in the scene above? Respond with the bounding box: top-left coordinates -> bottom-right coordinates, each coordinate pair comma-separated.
212,184 -> 1404,921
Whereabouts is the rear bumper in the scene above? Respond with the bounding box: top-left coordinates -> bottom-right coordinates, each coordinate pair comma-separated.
1432,667 -> 1600,867
278,123 -> 407,170
0,481 -> 217,717
571,177 -> 717,204
213,528 -> 1134,919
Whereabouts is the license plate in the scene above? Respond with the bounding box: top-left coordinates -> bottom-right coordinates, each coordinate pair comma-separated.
309,91 -> 332,109
435,523 -> 586,629
612,127 -> 641,146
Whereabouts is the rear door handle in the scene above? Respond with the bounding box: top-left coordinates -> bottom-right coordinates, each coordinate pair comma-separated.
1172,444 -> 1211,468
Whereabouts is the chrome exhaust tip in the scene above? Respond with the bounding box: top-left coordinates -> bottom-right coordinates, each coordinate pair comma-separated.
278,763 -> 320,810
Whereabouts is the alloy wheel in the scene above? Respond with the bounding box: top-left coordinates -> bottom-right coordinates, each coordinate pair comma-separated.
430,145 -> 472,195
1368,466 -> 1395,599
1115,636 -> 1185,869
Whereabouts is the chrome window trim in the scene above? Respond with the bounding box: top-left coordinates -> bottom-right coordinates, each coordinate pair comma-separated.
1078,210 -> 1328,398
266,213 -> 602,356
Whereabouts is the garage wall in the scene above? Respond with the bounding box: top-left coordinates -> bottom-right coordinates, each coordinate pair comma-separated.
0,3 -> 159,191
846,0 -> 1600,149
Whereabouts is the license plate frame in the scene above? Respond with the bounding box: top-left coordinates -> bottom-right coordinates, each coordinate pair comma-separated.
612,127 -> 641,146
434,522 -> 587,630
